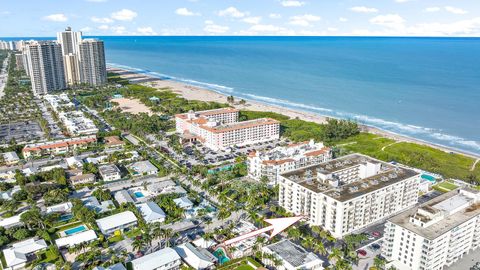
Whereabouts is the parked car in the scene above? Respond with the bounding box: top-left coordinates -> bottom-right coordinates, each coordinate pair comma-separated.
357,249 -> 367,256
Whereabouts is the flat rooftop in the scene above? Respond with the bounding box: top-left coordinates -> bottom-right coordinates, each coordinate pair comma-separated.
389,188 -> 480,240
264,239 -> 321,267
203,118 -> 280,133
281,154 -> 419,202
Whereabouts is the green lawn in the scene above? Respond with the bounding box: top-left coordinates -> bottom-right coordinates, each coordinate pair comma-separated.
36,249 -> 60,264
433,181 -> 459,193
234,265 -> 255,270
335,133 -> 480,182
108,235 -> 124,243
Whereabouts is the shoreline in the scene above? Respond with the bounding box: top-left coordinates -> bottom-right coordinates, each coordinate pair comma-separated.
107,66 -> 480,160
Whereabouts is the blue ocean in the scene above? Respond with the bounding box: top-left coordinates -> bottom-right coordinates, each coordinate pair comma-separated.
8,36 -> 480,155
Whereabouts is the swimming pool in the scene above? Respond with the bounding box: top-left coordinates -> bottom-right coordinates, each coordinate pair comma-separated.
214,248 -> 230,264
421,174 -> 436,182
64,225 -> 87,236
134,191 -> 145,198
58,214 -> 73,222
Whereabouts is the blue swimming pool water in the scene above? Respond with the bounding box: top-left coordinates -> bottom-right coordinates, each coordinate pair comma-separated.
214,248 -> 230,264
421,174 -> 436,182
134,191 -> 145,198
64,225 -> 87,236
58,214 -> 73,222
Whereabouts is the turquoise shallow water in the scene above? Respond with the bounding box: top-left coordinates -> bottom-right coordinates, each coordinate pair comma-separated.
5,36 -> 480,154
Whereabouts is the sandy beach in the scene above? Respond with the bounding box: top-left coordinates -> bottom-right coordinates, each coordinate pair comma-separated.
108,67 -> 480,159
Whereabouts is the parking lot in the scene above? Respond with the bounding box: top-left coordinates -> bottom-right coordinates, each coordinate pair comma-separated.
162,137 -> 289,168
0,120 -> 46,145
35,99 -> 65,139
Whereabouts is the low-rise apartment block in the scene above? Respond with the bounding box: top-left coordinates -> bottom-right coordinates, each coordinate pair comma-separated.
278,154 -> 420,238
175,108 -> 280,150
59,111 -> 99,135
99,164 -> 121,182
382,188 -> 480,270
247,139 -> 332,183
131,247 -> 181,270
22,135 -> 97,158
96,211 -> 137,235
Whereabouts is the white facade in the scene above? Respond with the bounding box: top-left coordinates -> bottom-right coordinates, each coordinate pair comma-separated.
25,41 -> 66,95
96,211 -> 137,235
2,238 -> 48,270
78,39 -> 107,86
382,188 -> 480,270
248,139 -> 332,183
131,247 -> 181,270
175,108 -> 280,151
99,164 -> 121,182
278,154 -> 420,238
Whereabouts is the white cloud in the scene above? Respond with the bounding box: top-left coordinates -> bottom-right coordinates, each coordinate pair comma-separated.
238,24 -> 294,35
281,1 -> 305,7
327,27 -> 338,32
204,20 -> 229,34
339,17 -> 348,22
289,14 -> 321,27
111,26 -> 127,34
137,26 -> 157,35
218,7 -> 248,18
111,9 -> 137,21
43,13 -> 68,22
80,27 -> 92,32
370,14 -> 405,28
407,17 -> 480,36
175,7 -> 200,16
444,6 -> 467,15
0,11 -> 11,16
425,7 -> 440,13
350,6 -> 379,13
160,28 -> 191,35
243,16 -> 262,24
98,25 -> 110,30
269,13 -> 282,19
91,16 -> 114,23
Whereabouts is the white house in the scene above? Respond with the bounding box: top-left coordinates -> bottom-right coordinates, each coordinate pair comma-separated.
65,156 -> 83,168
128,160 -> 158,176
46,202 -> 73,214
96,211 -> 137,235
55,230 -> 98,248
131,247 -> 181,270
114,190 -> 134,205
2,238 -> 48,270
174,242 -> 217,270
0,213 -> 23,229
174,197 -> 194,210
99,164 -> 121,182
93,263 -> 126,270
262,239 -> 323,270
137,201 -> 166,223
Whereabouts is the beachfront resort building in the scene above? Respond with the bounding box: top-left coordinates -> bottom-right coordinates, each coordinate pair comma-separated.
96,211 -> 138,235
278,154 -> 420,238
247,139 -> 332,184
175,108 -> 280,151
22,135 -> 97,158
382,188 -> 480,270
262,239 -> 324,270
78,39 -> 107,86
131,247 -> 181,270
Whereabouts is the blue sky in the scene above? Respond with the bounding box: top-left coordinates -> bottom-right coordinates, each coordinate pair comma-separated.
1,0 -> 479,37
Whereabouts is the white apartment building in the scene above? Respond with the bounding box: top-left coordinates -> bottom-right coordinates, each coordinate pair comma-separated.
131,248 -> 181,270
59,111 -> 99,135
57,27 -> 82,85
278,154 -> 420,238
382,188 -> 480,270
78,39 -> 107,86
99,164 -> 121,182
175,108 -> 280,151
25,41 -> 66,95
247,139 -> 332,183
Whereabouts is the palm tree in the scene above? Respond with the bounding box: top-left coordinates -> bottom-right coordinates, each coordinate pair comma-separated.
313,241 -> 327,255
328,247 -> 343,264
374,256 -> 387,270
132,238 -> 144,252
302,236 -> 315,249
143,231 -> 153,247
